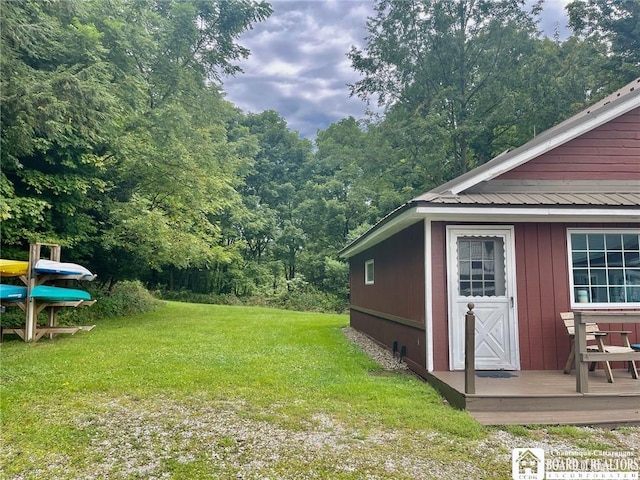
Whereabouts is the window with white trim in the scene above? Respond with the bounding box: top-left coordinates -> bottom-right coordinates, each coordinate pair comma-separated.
364,259 -> 374,285
568,230 -> 640,307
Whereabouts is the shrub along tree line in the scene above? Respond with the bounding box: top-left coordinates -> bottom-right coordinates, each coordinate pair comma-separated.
1,0 -> 637,313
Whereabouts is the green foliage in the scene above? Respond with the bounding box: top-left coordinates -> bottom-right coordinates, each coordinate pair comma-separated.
347,0 -> 627,191
155,289 -> 245,306
1,0 -> 121,248
321,257 -> 350,298
0,306 -> 26,328
568,0 -> 640,77
349,0 -> 544,179
236,111 -> 314,281
92,0 -> 269,275
1,0 -> 286,299
156,277 -> 348,314
0,280 -> 160,329
272,285 -> 348,313
61,280 -> 162,323
96,280 -> 160,318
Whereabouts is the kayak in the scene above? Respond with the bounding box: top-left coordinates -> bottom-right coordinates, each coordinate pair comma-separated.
30,285 -> 92,302
34,259 -> 94,278
0,259 -> 29,277
0,284 -> 28,301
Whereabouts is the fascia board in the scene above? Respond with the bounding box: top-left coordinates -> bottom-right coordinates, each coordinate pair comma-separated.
414,205 -> 640,222
339,207 -> 422,258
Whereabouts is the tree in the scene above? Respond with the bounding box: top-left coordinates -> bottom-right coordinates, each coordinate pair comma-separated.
567,0 -> 640,79
239,111 -> 313,282
1,0 -> 273,285
92,0 -> 272,278
348,0 -> 543,179
481,34 -> 620,156
304,117 -> 374,246
1,0 -> 122,253
295,118 -> 374,289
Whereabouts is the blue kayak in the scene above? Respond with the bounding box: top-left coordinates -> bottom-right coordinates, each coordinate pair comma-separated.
0,284 -> 28,301
30,285 -> 91,302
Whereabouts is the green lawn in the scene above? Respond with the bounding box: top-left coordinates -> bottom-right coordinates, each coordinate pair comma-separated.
1,302 -> 636,479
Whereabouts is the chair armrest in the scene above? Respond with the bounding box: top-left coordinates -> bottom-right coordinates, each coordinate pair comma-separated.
595,330 -> 632,335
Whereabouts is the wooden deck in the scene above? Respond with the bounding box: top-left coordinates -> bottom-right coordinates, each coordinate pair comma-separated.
425,369 -> 640,426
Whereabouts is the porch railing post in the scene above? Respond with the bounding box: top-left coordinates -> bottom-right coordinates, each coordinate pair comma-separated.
465,302 -> 476,394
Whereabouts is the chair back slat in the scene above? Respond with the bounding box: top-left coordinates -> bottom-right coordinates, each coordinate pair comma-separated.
561,312 -> 598,341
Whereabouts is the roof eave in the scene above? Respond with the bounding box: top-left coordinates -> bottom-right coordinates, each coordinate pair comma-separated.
414,203 -> 640,218
338,202 -> 421,259
339,202 -> 639,258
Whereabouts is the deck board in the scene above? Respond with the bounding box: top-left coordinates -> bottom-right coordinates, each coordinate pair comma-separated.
426,369 -> 640,426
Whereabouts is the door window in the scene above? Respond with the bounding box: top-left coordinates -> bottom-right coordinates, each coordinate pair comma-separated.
458,237 -> 505,297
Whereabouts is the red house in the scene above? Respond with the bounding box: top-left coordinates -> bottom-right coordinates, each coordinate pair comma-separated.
340,78 -> 640,416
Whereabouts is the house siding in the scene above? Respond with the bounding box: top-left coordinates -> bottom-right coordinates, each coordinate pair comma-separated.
430,222 -> 449,371
429,221 -> 640,371
349,221 -> 426,368
350,221 -> 425,322
350,310 -> 426,369
515,222 -> 640,371
516,223 -> 569,370
496,107 -> 640,181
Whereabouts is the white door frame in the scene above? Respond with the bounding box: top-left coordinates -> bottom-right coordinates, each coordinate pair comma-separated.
446,225 -> 520,371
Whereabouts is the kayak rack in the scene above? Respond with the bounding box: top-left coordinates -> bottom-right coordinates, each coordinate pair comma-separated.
1,243 -> 96,343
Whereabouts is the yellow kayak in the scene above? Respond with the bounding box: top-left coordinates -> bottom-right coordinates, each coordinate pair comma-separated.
0,259 -> 29,277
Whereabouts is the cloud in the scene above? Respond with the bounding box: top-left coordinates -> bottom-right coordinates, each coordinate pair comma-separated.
223,0 -> 373,138
223,0 -> 572,139
535,0 -> 572,38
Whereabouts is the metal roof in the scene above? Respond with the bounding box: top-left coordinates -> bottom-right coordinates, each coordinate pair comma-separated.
422,192 -> 640,206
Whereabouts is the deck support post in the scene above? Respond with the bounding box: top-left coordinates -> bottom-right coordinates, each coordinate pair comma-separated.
574,311 -> 640,392
465,302 -> 476,394
575,312 -> 589,393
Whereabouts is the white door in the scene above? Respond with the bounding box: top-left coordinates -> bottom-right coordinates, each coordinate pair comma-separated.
447,227 -> 519,370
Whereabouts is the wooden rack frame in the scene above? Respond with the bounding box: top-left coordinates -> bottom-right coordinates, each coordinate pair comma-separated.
1,243 -> 95,342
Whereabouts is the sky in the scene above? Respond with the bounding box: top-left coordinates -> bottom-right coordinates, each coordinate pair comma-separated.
223,0 -> 572,139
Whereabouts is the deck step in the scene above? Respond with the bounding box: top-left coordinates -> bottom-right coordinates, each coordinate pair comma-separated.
471,408 -> 640,426
466,394 -> 640,413
425,370 -> 640,426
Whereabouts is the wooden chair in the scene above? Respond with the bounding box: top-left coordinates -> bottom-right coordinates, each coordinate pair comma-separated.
561,312 -> 638,383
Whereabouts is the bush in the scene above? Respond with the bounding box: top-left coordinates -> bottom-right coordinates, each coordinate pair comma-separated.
58,280 -> 162,324
154,288 -> 245,306
267,289 -> 347,313
0,307 -> 27,328
155,280 -> 349,314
